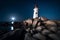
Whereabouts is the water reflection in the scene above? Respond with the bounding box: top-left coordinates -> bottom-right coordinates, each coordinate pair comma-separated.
11,26 -> 14,30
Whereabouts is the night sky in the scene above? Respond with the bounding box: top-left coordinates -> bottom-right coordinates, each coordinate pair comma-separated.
0,0 -> 60,22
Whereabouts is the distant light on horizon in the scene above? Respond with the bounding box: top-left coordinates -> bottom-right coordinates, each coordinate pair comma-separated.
11,17 -> 15,21
11,21 -> 14,24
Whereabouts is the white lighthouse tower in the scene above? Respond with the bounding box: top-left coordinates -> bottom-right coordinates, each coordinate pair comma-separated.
33,4 -> 39,18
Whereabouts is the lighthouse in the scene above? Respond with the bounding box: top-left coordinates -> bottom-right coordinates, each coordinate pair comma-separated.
33,4 -> 39,18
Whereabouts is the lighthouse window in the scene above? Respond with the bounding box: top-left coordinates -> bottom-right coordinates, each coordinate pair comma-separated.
36,13 -> 37,14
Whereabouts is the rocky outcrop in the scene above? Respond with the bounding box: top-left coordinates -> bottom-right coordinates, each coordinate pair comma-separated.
23,17 -> 60,40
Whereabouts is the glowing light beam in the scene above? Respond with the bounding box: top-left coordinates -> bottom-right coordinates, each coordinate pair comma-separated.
11,17 -> 15,21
